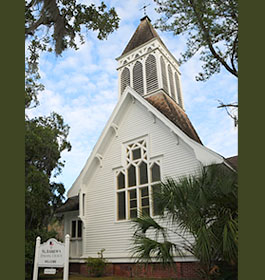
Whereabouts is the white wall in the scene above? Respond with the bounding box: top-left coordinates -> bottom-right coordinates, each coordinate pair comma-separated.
64,211 -> 83,258
82,99 -> 201,261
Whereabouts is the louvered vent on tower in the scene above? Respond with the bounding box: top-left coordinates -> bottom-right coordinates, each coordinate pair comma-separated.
160,56 -> 168,94
133,61 -> 144,95
145,54 -> 158,94
175,72 -> 182,107
168,64 -> 176,101
120,67 -> 130,94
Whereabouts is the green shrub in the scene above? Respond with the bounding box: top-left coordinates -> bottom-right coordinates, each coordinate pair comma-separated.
86,249 -> 107,277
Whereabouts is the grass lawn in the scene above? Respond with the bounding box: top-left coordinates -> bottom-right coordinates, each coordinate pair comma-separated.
38,270 -> 197,280
40,276 -> 175,280
39,274 -> 196,280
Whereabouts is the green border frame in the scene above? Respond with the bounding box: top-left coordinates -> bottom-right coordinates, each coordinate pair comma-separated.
239,1 -> 264,279
1,1 -> 264,279
1,1 -> 25,279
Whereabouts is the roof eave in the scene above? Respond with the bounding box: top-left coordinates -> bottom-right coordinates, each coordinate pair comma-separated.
67,87 -> 225,197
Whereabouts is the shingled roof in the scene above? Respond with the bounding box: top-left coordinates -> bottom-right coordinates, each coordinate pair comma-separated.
225,155 -> 238,170
145,92 -> 202,144
121,16 -> 161,56
56,195 -> 79,213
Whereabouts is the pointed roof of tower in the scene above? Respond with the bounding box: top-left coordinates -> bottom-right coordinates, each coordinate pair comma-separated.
121,16 -> 161,56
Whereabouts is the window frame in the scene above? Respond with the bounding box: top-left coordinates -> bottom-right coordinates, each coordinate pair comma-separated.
70,219 -> 83,240
115,137 -> 162,221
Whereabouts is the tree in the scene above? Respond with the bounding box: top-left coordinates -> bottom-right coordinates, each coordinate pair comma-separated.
25,0 -> 120,109
154,0 -> 238,125
25,0 -> 120,277
132,164 -> 238,279
25,113 -> 71,276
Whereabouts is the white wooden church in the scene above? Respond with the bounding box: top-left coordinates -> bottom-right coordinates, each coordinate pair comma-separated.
57,16 -> 237,278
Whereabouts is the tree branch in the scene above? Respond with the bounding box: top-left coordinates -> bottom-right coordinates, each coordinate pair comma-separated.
217,100 -> 238,126
230,34 -> 238,73
189,0 -> 238,77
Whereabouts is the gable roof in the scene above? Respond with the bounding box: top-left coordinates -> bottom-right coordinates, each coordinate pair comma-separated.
121,16 -> 160,56
67,86 -> 226,198
56,196 -> 79,213
146,92 -> 202,144
225,155 -> 238,170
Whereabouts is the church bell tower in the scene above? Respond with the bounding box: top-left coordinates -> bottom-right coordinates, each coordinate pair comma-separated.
116,16 -> 185,110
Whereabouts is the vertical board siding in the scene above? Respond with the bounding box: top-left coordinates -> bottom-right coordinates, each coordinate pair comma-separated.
145,54 -> 159,93
133,61 -> 144,95
160,56 -> 169,94
120,67 -> 130,94
175,72 -> 183,107
168,64 -> 176,101
82,101 -> 201,259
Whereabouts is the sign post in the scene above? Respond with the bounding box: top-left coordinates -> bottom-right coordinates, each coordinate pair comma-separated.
32,234 -> 70,280
63,234 -> 70,280
33,237 -> 41,280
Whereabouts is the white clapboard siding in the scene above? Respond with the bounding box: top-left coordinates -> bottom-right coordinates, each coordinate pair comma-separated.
81,100 -> 201,260
64,211 -> 83,258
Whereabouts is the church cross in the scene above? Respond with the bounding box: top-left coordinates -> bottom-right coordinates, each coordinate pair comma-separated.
140,3 -> 150,16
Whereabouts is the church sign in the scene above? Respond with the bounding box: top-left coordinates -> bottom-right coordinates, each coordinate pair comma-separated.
32,235 -> 70,280
38,238 -> 65,267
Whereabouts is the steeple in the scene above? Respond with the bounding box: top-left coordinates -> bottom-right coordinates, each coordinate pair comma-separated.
121,16 -> 158,56
116,17 -> 185,110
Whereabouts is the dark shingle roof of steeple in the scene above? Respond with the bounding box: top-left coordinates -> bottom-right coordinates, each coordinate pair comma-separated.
145,92 -> 202,144
121,16 -> 160,56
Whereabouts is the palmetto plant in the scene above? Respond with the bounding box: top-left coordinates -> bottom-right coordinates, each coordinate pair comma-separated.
132,164 -> 238,279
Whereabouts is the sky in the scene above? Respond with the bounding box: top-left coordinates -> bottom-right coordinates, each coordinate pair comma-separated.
26,0 -> 238,196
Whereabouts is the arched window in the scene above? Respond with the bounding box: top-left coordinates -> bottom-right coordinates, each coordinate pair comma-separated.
116,139 -> 162,220
175,72 -> 183,106
120,67 -> 130,94
133,61 -> 144,95
168,64 -> 176,100
145,54 -> 158,94
160,56 -> 168,94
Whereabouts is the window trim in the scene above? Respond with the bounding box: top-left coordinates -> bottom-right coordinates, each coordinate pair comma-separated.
115,138 -> 162,221
70,219 -> 83,240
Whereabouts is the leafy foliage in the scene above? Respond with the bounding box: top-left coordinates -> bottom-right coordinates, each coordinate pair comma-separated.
154,0 -> 238,126
87,249 -> 107,277
25,0 -> 119,110
25,1 -> 119,277
132,164 -> 238,279
25,0 -> 120,55
25,112 -> 71,273
154,0 -> 238,81
25,112 -> 71,229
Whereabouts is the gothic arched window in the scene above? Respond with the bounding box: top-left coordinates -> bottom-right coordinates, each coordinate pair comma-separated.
133,61 -> 144,95
120,67 -> 130,94
145,54 -> 158,94
168,64 -> 176,100
116,139 -> 162,220
160,56 -> 168,94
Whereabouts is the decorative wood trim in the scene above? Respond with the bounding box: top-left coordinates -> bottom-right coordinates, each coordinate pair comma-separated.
170,130 -> 180,145
110,123 -> 119,137
95,153 -> 103,167
148,110 -> 156,123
